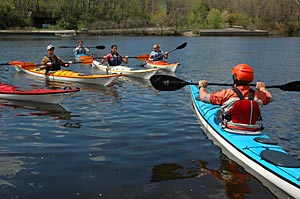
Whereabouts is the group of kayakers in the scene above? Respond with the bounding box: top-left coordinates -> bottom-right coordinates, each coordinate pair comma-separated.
42,40 -> 169,70
41,39 -> 272,132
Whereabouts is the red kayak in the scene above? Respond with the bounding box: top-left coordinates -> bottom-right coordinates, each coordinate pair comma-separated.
0,83 -> 80,104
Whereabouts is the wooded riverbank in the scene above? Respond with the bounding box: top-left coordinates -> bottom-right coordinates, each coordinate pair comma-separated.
0,28 -> 269,37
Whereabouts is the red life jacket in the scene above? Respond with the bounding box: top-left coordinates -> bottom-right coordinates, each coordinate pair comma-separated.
224,88 -> 262,131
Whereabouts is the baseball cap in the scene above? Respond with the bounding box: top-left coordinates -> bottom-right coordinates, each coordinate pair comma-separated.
47,45 -> 55,50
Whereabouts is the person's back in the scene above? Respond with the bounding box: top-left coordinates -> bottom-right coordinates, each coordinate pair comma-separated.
198,64 -> 272,131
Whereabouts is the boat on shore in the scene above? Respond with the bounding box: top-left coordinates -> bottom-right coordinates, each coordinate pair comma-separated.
15,64 -> 120,86
189,84 -> 300,198
144,60 -> 179,72
0,83 -> 79,104
92,60 -> 159,79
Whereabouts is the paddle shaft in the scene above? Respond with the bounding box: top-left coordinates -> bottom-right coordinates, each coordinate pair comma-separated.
150,75 -> 300,92
80,54 -> 150,62
59,45 -> 105,49
185,82 -> 287,88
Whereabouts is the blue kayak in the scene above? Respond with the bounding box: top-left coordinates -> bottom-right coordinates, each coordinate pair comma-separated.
189,84 -> 300,198
74,53 -> 88,60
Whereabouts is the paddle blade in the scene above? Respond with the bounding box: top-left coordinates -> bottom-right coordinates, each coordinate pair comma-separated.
80,56 -> 93,60
0,60 -> 24,66
150,75 -> 194,91
79,56 -> 103,61
95,45 -> 105,50
22,62 -> 38,67
176,41 -> 187,50
80,59 -> 94,65
272,81 -> 300,91
135,54 -> 150,61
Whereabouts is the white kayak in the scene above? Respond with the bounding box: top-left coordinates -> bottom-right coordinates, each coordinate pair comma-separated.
15,64 -> 120,86
92,60 -> 159,79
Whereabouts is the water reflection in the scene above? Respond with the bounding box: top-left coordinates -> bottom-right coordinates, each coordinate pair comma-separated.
198,156 -> 251,199
0,99 -> 71,120
151,154 -> 264,199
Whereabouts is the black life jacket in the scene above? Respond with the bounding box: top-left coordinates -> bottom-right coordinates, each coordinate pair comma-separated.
108,53 -> 122,66
47,55 -> 61,71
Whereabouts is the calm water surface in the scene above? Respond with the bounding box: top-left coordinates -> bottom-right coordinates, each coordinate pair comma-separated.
0,35 -> 300,199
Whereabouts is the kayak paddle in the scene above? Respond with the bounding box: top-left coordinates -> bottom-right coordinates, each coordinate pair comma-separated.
58,45 -> 105,50
79,54 -> 150,62
0,60 -> 25,66
5,60 -> 93,69
140,41 -> 187,66
150,75 -> 300,92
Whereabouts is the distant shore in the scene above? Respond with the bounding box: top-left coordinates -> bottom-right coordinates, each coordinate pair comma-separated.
0,27 -> 269,37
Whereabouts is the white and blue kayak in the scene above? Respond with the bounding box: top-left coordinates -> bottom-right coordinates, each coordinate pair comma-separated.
74,53 -> 88,61
189,84 -> 300,198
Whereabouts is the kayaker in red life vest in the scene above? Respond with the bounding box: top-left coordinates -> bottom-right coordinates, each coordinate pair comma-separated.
41,45 -> 72,71
148,44 -> 168,61
101,44 -> 128,66
198,64 -> 272,131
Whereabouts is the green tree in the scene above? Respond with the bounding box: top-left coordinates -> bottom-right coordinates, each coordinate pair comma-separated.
207,8 -> 224,29
226,12 -> 251,28
0,1 -> 21,29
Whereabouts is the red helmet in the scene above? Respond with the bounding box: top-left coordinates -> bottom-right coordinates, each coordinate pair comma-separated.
232,64 -> 254,83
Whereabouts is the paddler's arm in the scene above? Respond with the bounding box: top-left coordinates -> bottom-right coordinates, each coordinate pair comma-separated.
40,56 -> 50,69
122,56 -> 128,64
256,81 -> 273,104
101,55 -> 109,64
198,80 -> 210,102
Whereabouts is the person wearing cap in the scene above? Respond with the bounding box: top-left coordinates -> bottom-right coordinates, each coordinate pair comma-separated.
198,64 -> 272,132
73,40 -> 90,55
101,44 -> 128,66
148,44 -> 168,61
41,45 -> 72,71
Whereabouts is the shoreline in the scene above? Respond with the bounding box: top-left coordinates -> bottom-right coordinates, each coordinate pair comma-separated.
0,28 -> 270,37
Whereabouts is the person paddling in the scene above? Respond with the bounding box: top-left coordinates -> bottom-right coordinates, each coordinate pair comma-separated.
198,64 -> 272,131
73,40 -> 90,55
148,44 -> 168,61
101,44 -> 128,66
41,45 -> 72,72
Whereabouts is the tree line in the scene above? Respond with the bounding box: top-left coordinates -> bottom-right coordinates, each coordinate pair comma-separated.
1,0 -> 299,36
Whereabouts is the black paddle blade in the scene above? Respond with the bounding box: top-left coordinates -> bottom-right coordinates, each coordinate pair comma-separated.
150,75 -> 195,91
176,41 -> 187,50
272,81 -> 300,91
58,46 -> 71,48
95,45 -> 105,50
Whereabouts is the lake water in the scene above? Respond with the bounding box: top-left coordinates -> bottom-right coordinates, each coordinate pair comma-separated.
0,35 -> 300,199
